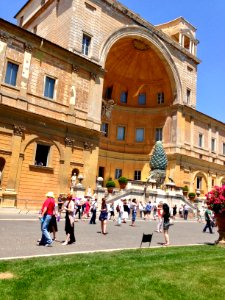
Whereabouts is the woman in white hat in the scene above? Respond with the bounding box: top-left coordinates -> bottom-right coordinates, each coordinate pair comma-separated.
38,192 -> 55,247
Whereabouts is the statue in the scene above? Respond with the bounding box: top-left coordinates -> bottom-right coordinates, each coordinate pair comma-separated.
147,141 -> 168,188
101,99 -> 115,120
71,173 -> 77,187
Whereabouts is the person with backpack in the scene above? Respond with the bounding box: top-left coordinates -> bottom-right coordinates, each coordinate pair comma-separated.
144,201 -> 152,220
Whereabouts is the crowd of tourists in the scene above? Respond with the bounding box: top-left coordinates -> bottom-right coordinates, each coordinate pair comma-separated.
37,192 -> 215,247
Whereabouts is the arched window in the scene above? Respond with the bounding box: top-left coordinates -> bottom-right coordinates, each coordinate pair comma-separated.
71,168 -> 80,177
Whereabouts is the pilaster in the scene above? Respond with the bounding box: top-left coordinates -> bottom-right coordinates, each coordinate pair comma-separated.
20,44 -> 32,97
0,32 -> 8,84
70,65 -> 79,107
87,73 -> 103,130
59,137 -> 74,193
190,116 -> 194,148
3,125 -> 25,207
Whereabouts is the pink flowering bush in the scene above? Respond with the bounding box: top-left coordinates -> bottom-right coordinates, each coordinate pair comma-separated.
206,186 -> 225,214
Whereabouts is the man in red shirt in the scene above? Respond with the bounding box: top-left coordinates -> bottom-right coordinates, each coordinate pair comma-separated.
38,191 -> 55,247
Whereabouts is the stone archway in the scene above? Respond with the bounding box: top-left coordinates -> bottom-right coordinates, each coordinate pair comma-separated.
99,26 -> 182,104
98,26 -> 182,184
192,171 -> 208,195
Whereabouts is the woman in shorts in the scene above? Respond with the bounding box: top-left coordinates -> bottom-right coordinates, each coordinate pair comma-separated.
99,198 -> 108,235
162,203 -> 171,246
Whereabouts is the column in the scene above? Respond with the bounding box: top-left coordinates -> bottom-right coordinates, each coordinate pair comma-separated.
189,40 -> 193,54
179,33 -> 182,45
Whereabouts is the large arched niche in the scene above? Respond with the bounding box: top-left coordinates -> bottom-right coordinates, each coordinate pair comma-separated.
99,26 -> 182,106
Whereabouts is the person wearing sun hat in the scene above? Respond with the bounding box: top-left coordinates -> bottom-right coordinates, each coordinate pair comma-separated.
38,191 -> 56,247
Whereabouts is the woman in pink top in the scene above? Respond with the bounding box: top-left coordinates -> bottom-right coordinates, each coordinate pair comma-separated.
83,198 -> 91,218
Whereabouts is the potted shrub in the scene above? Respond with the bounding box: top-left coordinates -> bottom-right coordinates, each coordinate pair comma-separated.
106,179 -> 116,193
206,186 -> 225,245
188,192 -> 196,201
118,176 -> 128,189
182,185 -> 189,197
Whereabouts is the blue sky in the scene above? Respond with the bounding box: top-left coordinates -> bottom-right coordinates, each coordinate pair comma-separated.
1,0 -> 224,123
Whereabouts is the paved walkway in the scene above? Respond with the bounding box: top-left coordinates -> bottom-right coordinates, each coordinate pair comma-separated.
0,211 -> 218,260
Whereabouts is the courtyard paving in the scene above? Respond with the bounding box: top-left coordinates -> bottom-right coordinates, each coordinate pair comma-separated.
0,211 -> 218,260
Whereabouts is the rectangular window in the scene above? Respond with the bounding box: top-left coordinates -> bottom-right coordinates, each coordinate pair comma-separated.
5,62 -> 19,86
196,176 -> 202,190
136,128 -> 144,142
101,123 -> 109,137
35,144 -> 50,167
98,166 -> 105,178
138,93 -> 146,105
155,128 -> 163,142
211,138 -> 216,152
44,76 -> 55,99
120,91 -> 128,104
117,126 -> 125,141
223,143 -> 225,155
82,34 -> 91,56
157,92 -> 164,104
212,179 -> 215,187
198,133 -> 203,148
115,168 -> 122,179
186,89 -> 191,104
134,170 -> 141,180
105,86 -> 113,99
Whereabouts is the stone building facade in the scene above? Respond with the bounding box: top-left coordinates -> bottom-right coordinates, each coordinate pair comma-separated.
0,0 -> 224,208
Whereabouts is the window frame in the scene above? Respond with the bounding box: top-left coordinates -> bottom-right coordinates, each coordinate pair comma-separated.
186,89 -> 191,104
135,128 -> 144,143
120,91 -> 128,104
211,138 -> 216,152
155,128 -> 163,142
223,142 -> 225,155
105,86 -> 113,100
4,61 -> 19,87
198,133 -> 203,148
117,126 -> 126,141
82,34 -> 91,56
101,123 -> 109,137
138,93 -> 146,105
115,168 -> 122,180
44,75 -> 56,99
196,176 -> 202,190
134,170 -> 141,181
34,143 -> 51,167
157,92 -> 164,104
